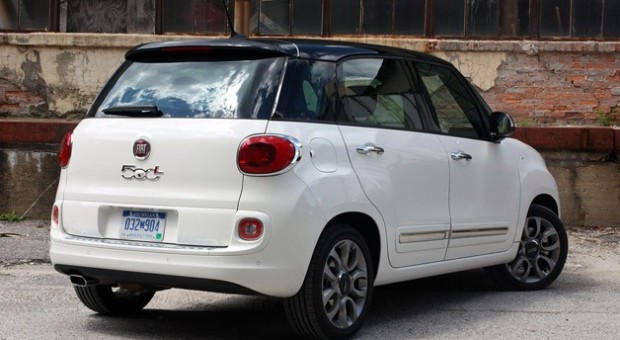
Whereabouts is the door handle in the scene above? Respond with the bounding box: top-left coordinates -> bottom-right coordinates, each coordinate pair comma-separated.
450,150 -> 472,161
356,143 -> 385,155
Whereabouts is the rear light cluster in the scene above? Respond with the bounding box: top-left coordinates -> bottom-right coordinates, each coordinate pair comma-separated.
237,134 -> 301,175
58,132 -> 73,168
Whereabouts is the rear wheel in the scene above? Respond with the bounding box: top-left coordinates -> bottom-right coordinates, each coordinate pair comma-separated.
74,285 -> 155,315
487,204 -> 568,290
285,224 -> 374,340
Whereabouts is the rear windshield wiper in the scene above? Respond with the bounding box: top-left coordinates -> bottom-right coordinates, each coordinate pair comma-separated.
102,105 -> 164,117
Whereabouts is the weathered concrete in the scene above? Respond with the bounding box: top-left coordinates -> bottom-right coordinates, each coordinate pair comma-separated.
0,144 -> 59,219
1,33 -> 620,125
545,152 -> 620,226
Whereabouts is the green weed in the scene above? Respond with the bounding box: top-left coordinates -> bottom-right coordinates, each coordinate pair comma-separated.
0,212 -> 24,222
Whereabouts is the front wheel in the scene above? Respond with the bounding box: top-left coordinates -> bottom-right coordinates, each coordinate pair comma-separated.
74,284 -> 155,316
285,224 -> 374,340
486,204 -> 568,290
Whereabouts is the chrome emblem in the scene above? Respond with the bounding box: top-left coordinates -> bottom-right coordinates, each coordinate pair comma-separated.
121,165 -> 164,181
133,138 -> 151,160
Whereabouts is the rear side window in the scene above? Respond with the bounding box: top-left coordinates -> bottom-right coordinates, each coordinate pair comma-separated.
92,57 -> 284,119
275,59 -> 337,121
337,58 -> 423,130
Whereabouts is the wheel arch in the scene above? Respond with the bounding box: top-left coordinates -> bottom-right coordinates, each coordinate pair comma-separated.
326,212 -> 381,278
531,194 -> 559,216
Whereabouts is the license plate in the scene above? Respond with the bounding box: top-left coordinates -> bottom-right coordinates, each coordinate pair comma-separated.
120,210 -> 166,242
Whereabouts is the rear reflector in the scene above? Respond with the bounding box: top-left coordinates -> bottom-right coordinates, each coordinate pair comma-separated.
238,135 -> 301,175
52,205 -> 59,225
238,218 -> 264,241
58,132 -> 73,168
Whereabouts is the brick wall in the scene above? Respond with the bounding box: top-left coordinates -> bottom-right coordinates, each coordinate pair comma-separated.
482,53 -> 620,125
0,79 -> 47,118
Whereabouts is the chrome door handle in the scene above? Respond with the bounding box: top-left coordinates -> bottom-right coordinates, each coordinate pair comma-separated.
356,143 -> 385,155
450,150 -> 472,161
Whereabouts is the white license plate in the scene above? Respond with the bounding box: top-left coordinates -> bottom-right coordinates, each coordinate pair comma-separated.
120,210 -> 166,242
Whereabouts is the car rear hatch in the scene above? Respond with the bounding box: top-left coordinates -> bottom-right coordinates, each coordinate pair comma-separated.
59,42 -> 287,248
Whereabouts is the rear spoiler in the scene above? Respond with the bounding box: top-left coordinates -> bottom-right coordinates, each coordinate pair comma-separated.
126,39 -> 294,62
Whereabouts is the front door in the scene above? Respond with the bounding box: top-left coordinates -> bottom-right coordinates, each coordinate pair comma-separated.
416,62 -> 521,260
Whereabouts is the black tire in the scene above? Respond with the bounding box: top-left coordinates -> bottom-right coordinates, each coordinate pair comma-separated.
285,224 -> 374,340
486,204 -> 568,290
74,284 -> 155,316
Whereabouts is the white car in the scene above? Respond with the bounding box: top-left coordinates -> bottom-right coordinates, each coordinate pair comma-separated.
50,38 -> 568,340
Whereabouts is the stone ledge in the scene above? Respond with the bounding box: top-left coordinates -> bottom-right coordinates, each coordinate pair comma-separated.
1,119 -> 618,153
0,119 -> 77,144
2,33 -> 620,54
513,127 -> 618,153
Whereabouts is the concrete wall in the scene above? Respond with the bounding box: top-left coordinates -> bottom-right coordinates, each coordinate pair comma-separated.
1,33 -> 620,125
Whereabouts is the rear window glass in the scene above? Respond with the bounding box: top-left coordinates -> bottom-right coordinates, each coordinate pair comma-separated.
92,57 -> 284,119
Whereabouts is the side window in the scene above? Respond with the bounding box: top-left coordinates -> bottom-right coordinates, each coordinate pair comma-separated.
337,58 -> 423,130
275,59 -> 337,121
416,63 -> 484,139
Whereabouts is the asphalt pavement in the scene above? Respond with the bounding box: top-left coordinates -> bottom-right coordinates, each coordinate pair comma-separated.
1,220 -> 619,339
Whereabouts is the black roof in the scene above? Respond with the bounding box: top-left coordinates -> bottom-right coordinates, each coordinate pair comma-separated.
126,37 -> 450,65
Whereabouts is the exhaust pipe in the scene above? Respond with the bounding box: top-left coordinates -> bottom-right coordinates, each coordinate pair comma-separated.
70,274 -> 99,287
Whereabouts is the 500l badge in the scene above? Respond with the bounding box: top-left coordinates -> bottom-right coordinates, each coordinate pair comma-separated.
121,165 -> 164,181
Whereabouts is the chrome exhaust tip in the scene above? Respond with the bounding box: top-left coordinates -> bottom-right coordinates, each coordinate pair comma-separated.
69,274 -> 98,287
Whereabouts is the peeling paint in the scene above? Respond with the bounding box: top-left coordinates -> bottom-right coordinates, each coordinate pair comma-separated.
431,51 -> 507,91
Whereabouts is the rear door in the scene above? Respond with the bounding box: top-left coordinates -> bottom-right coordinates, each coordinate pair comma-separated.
61,54 -> 284,247
335,57 -> 451,268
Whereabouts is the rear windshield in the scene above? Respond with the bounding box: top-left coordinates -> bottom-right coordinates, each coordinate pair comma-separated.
91,57 -> 284,119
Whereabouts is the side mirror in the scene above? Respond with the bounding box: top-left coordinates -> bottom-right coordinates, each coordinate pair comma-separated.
490,111 -> 515,142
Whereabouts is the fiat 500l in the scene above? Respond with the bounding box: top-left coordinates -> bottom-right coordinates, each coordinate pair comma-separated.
50,38 -> 567,340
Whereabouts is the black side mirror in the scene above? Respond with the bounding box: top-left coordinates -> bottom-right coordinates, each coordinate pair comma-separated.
490,111 -> 515,142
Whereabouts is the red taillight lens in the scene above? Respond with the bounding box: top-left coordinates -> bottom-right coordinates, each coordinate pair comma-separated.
238,218 -> 264,241
58,132 -> 73,168
238,135 -> 300,175
52,205 -> 59,225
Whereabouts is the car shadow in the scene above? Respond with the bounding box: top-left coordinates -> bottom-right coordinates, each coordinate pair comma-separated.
81,268 -> 580,340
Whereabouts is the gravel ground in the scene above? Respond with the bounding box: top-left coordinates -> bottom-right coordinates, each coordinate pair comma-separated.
0,220 -> 51,266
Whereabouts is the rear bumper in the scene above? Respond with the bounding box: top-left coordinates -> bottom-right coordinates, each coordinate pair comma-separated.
54,264 -> 258,295
50,231 -> 310,297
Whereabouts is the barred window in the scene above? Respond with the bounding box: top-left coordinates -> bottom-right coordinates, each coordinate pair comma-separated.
160,0 -> 231,34
540,0 -> 607,38
2,0 -> 619,40
0,0 -> 53,31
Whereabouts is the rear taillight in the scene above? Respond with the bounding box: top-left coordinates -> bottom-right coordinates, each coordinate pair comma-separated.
58,132 -> 73,168
238,218 -> 264,241
238,135 -> 301,175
